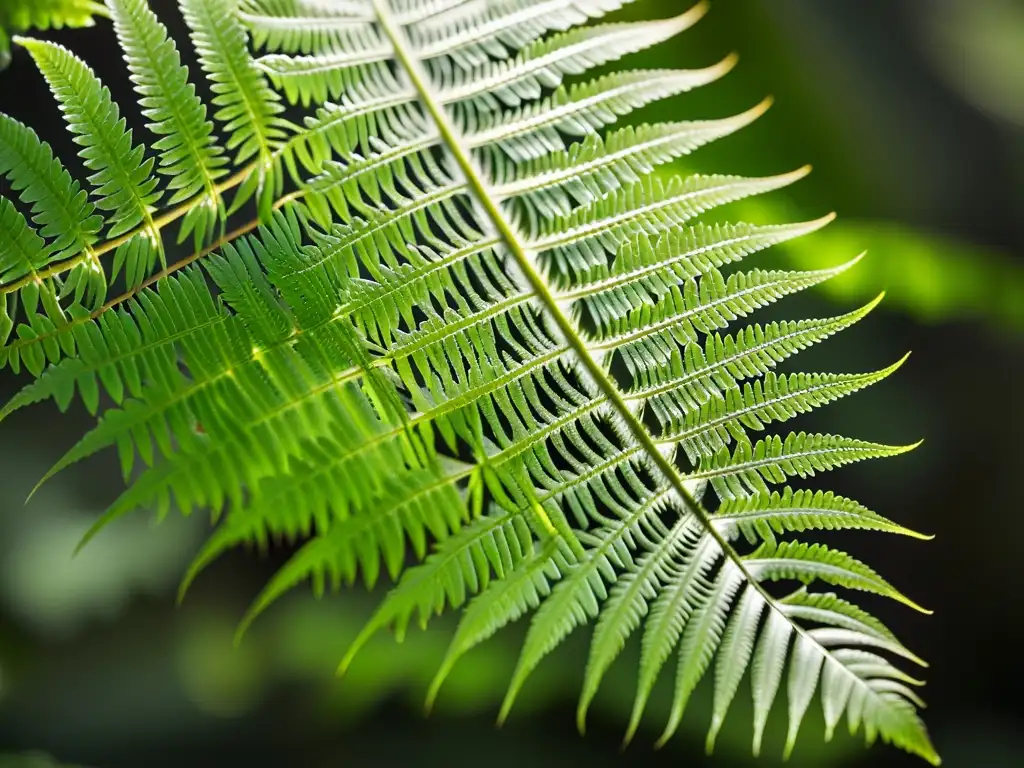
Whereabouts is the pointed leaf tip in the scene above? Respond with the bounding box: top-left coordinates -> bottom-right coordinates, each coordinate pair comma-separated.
860,291 -> 886,312
901,439 -> 925,454
823,251 -> 867,278
793,164 -> 813,180
424,659 -> 454,715
337,629 -> 373,678
677,0 -> 711,28
622,713 -> 641,749
178,547 -> 215,606
714,51 -> 740,75
732,96 -> 775,127
73,514 -> 112,557
233,617 -> 254,649
783,739 -> 797,762
497,680 -> 522,726
176,578 -> 191,607
26,473 -> 52,505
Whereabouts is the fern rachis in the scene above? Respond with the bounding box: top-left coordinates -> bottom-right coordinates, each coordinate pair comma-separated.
0,0 -> 938,763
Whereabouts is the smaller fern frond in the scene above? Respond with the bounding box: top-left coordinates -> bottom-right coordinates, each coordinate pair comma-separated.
437,13 -> 708,111
1,0 -> 107,67
1,0 -> 107,31
107,0 -> 229,244
705,584 -> 764,751
233,462 -> 468,644
747,603 -> 791,755
533,169 -> 811,279
691,431 -> 920,491
409,0 -> 650,67
625,534 -> 723,744
657,361 -> 906,457
494,100 -> 772,220
0,198 -> 41,285
745,540 -> 929,614
0,267 -> 226,420
714,488 -> 931,546
16,36 -> 163,286
654,556 -> 745,747
239,0 -> 375,54
622,294 -> 883,408
336,504 -> 529,672
576,514 -> 700,732
255,27 -> 393,106
426,535 -> 573,712
180,0 -> 292,215
0,114 -> 103,264
499,486 -> 670,720
465,61 -> 738,162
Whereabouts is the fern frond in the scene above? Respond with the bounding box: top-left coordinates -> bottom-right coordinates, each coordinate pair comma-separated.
500,485 -> 669,717
0,199 -> 57,314
624,295 -> 883,405
715,488 -> 930,546
0,0 -> 106,69
494,102 -> 772,219
234,461 -> 468,642
427,535 -> 574,710
437,14 -> 704,110
0,115 -> 102,264
747,540 -> 927,613
338,504 -> 529,670
466,62 -> 737,162
107,0 -> 229,243
239,0 -> 375,54
17,37 -> 163,285
0,267 -> 225,419
410,0 -> 646,67
658,362 -> 905,457
180,0 -> 291,214
691,432 -> 920,494
533,169 -> 811,279
0,1 -> 938,763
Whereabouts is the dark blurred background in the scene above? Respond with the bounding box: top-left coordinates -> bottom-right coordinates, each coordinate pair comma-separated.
0,1 -> 1021,766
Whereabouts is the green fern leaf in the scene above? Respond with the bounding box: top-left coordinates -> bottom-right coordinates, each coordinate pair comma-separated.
577,514 -> 699,731
0,1 -> 940,763
107,0 -> 229,244
180,0 -> 291,215
0,115 -> 103,264
16,36 -> 163,286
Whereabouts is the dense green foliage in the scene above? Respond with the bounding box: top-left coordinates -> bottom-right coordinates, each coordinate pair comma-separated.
0,0 -> 938,763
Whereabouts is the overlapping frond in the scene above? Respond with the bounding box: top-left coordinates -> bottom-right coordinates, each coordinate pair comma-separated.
0,0 -> 937,763
17,37 -> 164,285
180,0 -> 292,215
108,0 -> 229,241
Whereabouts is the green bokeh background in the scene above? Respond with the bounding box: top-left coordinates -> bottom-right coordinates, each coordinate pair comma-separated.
0,1 -> 1021,766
